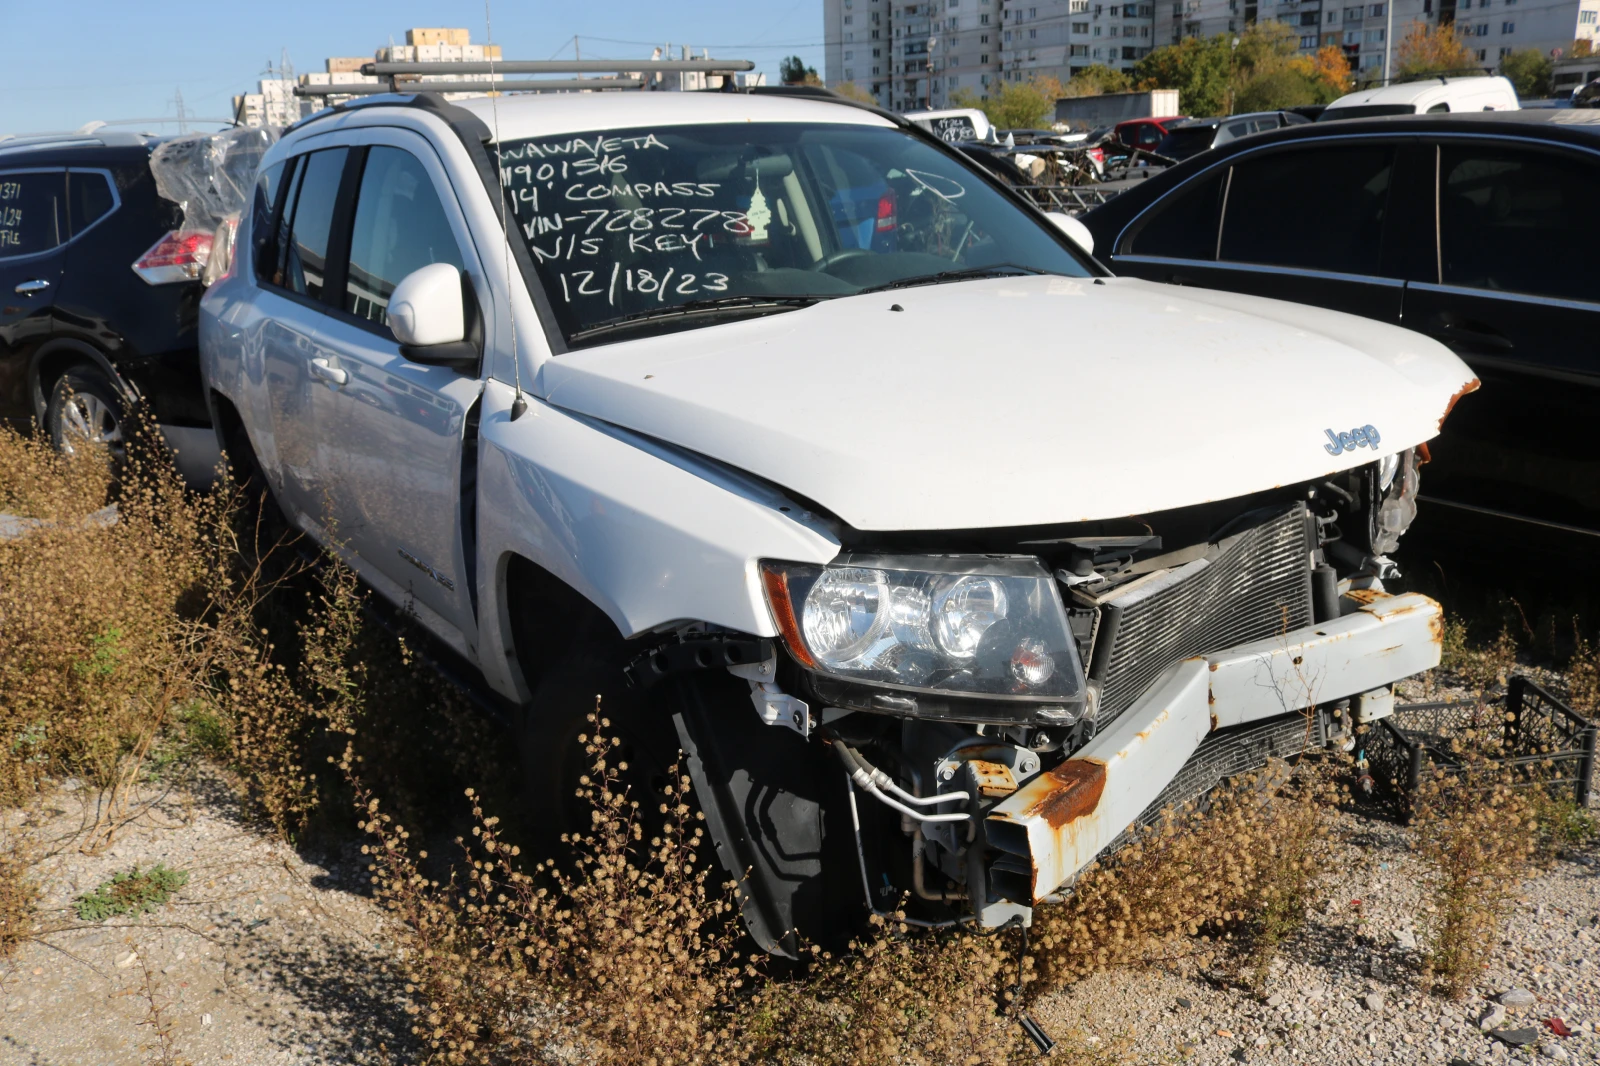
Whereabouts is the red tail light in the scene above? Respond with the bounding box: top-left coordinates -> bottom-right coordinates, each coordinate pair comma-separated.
1089,148 -> 1105,165
875,189 -> 897,233
132,230 -> 211,285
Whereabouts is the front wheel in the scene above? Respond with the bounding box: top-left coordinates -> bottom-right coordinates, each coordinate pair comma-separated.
46,367 -> 128,457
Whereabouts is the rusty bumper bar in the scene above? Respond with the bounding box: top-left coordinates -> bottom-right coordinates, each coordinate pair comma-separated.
985,592 -> 1443,906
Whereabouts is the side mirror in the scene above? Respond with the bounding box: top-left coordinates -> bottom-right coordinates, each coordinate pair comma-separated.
388,263 -> 476,370
1045,212 -> 1095,257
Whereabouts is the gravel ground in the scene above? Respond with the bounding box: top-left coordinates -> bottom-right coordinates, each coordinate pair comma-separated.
1032,806 -> 1600,1066
0,707 -> 1593,1064
0,778 -> 407,1065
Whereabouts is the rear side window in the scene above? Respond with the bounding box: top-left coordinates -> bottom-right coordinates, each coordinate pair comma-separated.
1121,170 -> 1226,260
67,171 -> 115,235
343,147 -> 464,332
1438,145 -> 1600,303
0,170 -> 66,258
1219,146 -> 1393,275
251,160 -> 288,281
281,148 -> 349,301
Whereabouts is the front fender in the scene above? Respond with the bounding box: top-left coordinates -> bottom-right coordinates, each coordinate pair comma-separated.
474,379 -> 839,702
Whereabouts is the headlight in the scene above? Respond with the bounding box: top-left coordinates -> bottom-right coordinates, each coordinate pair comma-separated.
761,555 -> 1085,709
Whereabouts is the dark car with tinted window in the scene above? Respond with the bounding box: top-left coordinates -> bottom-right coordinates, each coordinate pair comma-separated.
1080,110 -> 1600,544
0,129 -> 218,474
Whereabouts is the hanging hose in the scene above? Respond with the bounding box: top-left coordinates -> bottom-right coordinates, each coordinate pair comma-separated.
831,740 -> 970,823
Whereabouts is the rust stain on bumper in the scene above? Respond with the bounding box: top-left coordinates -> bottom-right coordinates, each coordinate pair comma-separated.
1439,377 -> 1481,431
1025,758 -> 1107,828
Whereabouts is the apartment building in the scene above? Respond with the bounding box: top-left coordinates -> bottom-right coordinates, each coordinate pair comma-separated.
824,0 -> 1154,109
824,0 -> 1598,102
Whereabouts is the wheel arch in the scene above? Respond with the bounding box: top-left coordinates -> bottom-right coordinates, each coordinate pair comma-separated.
29,338 -> 135,424
494,550 -> 630,703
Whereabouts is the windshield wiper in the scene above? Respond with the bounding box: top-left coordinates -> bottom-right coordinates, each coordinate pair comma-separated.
856,263 -> 1054,295
567,295 -> 828,344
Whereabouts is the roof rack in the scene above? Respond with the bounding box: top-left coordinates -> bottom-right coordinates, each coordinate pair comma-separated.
296,58 -> 756,98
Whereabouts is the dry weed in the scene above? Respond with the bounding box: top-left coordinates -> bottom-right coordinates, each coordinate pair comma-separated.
1414,759 -> 1537,999
1031,759 -> 1337,995
0,829 -> 38,960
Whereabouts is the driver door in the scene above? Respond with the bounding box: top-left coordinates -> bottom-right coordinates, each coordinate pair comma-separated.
303,133 -> 486,654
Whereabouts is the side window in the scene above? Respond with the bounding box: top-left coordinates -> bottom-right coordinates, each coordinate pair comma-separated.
282,148 -> 349,301
1121,169 -> 1226,260
0,170 -> 66,258
343,147 -> 464,331
1219,146 -> 1393,275
67,171 -> 115,235
1439,146 -> 1599,303
250,159 -> 287,281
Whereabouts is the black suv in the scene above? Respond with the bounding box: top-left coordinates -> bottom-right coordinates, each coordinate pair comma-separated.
1081,110 -> 1600,544
0,130 -> 216,474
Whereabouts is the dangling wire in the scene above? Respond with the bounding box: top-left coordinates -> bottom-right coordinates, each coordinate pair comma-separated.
485,0 -> 528,420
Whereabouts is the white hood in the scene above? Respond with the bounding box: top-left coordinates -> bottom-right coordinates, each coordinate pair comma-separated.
536,275 -> 1477,532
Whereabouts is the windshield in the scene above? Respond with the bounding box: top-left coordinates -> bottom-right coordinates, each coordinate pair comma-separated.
1318,103 -> 1418,121
497,121 -> 1092,347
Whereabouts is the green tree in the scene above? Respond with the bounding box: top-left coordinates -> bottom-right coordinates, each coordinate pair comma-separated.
830,80 -> 877,104
951,78 -> 1058,128
1498,48 -> 1553,96
1134,35 -> 1234,115
779,55 -> 820,86
1060,64 -> 1133,98
1233,66 -> 1319,111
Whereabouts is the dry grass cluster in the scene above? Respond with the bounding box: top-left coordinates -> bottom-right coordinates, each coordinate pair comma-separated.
1413,760 -> 1538,999
1030,757 -> 1338,995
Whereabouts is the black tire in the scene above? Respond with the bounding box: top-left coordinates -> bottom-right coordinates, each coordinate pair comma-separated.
517,646 -> 682,858
46,367 -> 128,456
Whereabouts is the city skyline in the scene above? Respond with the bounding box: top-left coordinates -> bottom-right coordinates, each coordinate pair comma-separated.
0,0 -> 825,135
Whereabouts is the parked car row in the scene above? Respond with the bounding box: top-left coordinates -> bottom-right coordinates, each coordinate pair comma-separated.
1079,108 -> 1599,541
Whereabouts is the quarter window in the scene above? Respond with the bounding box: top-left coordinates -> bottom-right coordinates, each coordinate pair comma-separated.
1438,146 -> 1599,302
67,171 -> 115,235
281,148 -> 349,301
343,147 -> 465,332
1219,146 -> 1393,275
0,170 -> 66,258
1122,169 -> 1226,260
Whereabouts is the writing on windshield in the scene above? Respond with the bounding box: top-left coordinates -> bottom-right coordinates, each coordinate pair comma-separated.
496,122 -> 1091,345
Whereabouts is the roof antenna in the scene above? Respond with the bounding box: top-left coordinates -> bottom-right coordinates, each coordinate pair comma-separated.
484,0 -> 529,421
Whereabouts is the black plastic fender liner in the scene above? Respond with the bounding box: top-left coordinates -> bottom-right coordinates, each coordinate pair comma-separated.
667,670 -> 863,958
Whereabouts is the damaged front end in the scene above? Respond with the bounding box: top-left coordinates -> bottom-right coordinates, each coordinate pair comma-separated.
751,449 -> 1442,931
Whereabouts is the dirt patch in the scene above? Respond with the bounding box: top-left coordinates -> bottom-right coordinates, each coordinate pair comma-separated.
0,776 -> 405,1064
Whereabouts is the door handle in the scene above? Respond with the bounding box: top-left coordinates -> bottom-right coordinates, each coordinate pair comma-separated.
14,279 -> 50,295
1432,321 -> 1514,353
309,357 -> 348,386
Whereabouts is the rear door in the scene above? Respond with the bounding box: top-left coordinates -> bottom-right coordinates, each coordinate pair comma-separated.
301,133 -> 484,649
253,145 -> 353,524
1111,139 -> 1407,324
1401,139 -> 1600,535
0,167 -> 66,422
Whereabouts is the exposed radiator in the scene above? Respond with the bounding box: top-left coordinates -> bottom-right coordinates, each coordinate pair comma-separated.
1087,503 -> 1314,726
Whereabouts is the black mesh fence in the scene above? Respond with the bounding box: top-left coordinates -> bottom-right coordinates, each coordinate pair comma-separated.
1362,676 -> 1596,821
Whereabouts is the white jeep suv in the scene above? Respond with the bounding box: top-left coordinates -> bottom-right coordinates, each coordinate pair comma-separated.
200,88 -> 1474,953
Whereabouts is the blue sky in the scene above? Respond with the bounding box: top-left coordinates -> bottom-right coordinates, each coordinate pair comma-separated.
0,1 -> 825,135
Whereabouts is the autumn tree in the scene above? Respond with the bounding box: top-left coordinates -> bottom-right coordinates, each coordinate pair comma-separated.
1396,23 -> 1481,79
1310,44 -> 1354,97
1498,48 -> 1552,96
